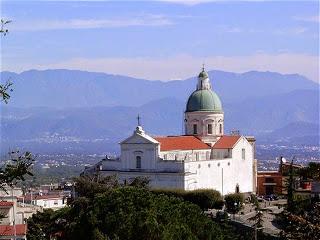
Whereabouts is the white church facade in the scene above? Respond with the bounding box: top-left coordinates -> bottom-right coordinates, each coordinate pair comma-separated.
84,68 -> 257,195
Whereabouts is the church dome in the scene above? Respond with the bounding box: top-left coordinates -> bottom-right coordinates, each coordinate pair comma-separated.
186,89 -> 222,112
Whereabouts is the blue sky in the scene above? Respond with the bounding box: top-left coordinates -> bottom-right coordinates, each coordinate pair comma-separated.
1,0 -> 319,82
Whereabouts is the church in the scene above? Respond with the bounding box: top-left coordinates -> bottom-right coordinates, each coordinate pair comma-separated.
84,67 -> 257,195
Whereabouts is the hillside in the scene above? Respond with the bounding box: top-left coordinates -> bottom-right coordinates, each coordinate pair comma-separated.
0,69 -> 317,108
1,89 -> 319,154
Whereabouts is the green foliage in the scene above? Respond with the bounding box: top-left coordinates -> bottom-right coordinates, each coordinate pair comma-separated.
93,187 -> 219,240
74,175 -> 120,199
299,162 -> 320,180
0,19 -> 11,36
0,151 -> 34,192
0,79 -> 13,104
279,202 -> 320,240
28,186 -> 230,240
285,158 -> 297,213
0,19 -> 13,104
224,193 -> 244,214
125,176 -> 150,188
152,188 -> 224,210
26,208 -> 68,240
248,195 -> 266,238
73,175 -> 150,200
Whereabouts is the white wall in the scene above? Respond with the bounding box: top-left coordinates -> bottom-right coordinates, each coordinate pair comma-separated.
34,198 -> 65,209
99,170 -> 185,189
97,136 -> 254,195
183,136 -> 254,194
184,111 -> 224,145
159,149 -> 211,161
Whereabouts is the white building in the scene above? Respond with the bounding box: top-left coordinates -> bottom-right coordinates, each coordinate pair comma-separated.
23,194 -> 66,210
84,67 -> 257,195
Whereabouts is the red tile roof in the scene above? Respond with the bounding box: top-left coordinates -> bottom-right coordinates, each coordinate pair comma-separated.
154,136 -> 210,151
212,135 -> 241,149
0,224 -> 26,236
0,201 -> 14,207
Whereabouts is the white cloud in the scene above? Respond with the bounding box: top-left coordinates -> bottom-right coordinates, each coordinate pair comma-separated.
10,15 -> 173,31
158,0 -> 215,6
273,27 -> 308,35
5,53 -> 319,83
294,15 -> 320,23
217,25 -> 309,35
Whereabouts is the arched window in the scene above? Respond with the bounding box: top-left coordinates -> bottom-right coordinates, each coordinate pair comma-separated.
219,124 -> 222,134
208,124 -> 213,134
136,156 -> 141,169
193,124 -> 197,134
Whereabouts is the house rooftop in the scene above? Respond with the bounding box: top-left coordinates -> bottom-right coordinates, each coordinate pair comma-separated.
212,135 -> 241,149
0,224 -> 26,237
154,136 -> 211,151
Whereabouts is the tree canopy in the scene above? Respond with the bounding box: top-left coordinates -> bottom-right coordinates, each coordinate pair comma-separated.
27,185 -> 230,240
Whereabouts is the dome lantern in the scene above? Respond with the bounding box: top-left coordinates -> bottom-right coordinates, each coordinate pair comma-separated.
186,66 -> 223,113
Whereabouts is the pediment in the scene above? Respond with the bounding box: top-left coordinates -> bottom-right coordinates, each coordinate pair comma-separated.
120,133 -> 159,145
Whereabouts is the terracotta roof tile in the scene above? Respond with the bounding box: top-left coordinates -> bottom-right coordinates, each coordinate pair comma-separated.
0,224 -> 26,236
0,201 -> 14,207
212,135 -> 241,149
154,136 -> 210,151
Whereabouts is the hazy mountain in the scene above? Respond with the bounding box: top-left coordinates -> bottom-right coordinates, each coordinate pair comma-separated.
0,69 -> 317,108
225,89 -> 319,133
257,122 -> 319,146
1,89 -> 319,154
265,122 -> 319,139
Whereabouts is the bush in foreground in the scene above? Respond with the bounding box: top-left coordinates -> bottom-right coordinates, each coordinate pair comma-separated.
151,188 -> 224,210
27,187 -> 228,240
224,193 -> 244,214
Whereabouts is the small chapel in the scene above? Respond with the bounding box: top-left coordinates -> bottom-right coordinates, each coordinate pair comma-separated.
84,67 -> 257,195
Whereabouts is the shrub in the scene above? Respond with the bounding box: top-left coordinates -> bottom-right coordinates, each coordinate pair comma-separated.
151,188 -> 223,210
224,193 -> 244,214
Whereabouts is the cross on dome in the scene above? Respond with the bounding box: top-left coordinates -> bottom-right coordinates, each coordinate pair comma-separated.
137,114 -> 141,126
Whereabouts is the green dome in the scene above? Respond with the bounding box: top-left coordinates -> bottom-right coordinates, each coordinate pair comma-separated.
186,89 -> 222,112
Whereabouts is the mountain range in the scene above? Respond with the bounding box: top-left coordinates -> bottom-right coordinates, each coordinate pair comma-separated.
0,69 -> 319,155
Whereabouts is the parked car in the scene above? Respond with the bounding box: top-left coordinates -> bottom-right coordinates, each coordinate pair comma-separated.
264,194 -> 278,201
257,196 -> 264,202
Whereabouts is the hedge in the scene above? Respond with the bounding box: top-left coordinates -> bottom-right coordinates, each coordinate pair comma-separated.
151,188 -> 224,210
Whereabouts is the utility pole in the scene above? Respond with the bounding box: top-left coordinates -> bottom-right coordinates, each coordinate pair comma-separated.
11,187 -> 16,239
221,167 -> 224,197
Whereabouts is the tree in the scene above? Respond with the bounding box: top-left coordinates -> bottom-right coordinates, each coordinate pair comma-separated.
286,158 -> 295,213
28,186 -> 231,240
0,19 -> 13,103
224,193 -> 244,214
0,19 -> 11,36
279,202 -> 320,240
299,162 -> 320,181
73,175 -> 120,199
0,19 -> 34,201
0,151 -> 34,193
248,195 -> 269,240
